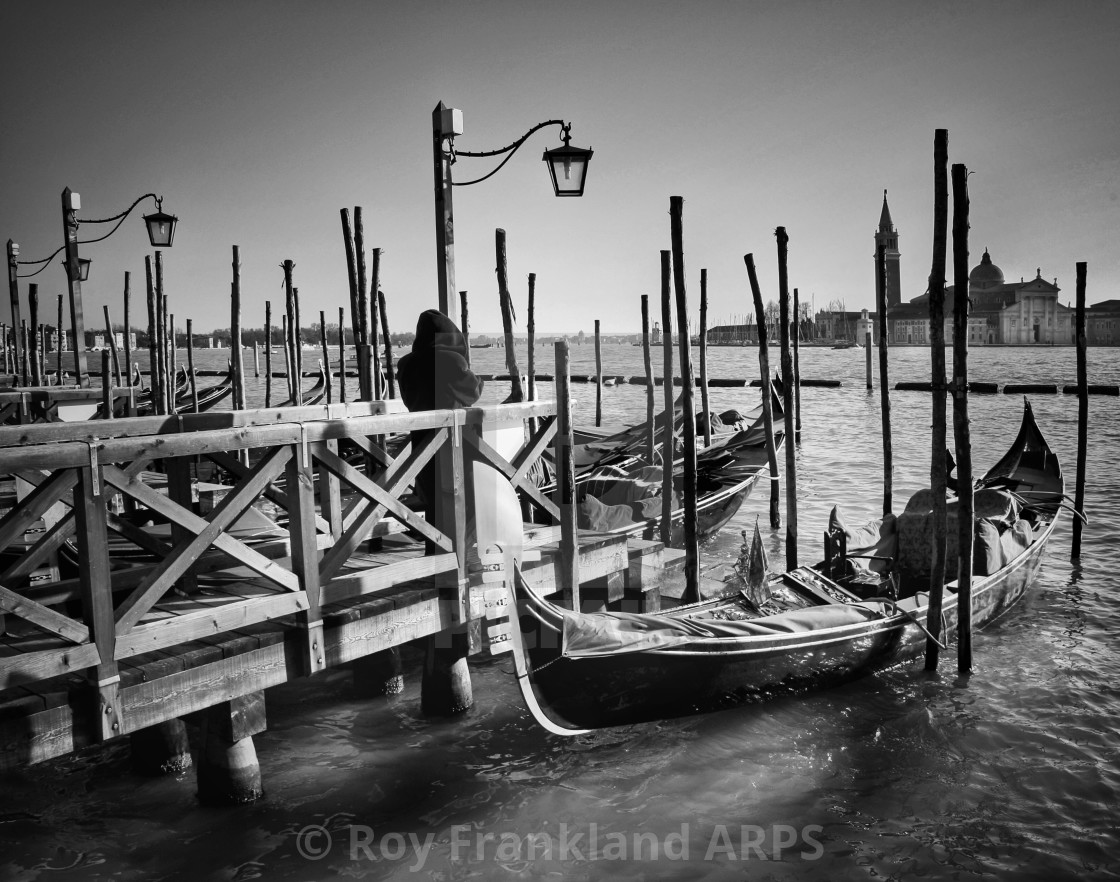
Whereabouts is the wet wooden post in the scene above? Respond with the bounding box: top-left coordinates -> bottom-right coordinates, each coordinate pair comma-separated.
169,310 -> 177,406
670,197 -> 700,601
699,269 -> 711,447
379,288 -> 395,399
186,318 -> 199,412
526,273 -> 537,403
264,302 -> 273,408
196,694 -> 265,805
252,341 -> 260,378
924,128 -> 950,672
793,287 -> 802,442
61,189 -> 89,384
876,239 -> 893,516
28,285 -> 41,386
122,273 -> 133,391
354,210 -> 371,401
496,229 -> 525,402
37,324 -> 46,382
231,247 -> 247,412
1072,261 -> 1088,559
294,286 -> 304,389
659,250 -> 676,549
353,648 -> 404,696
55,294 -> 64,384
103,305 -> 121,388
555,340 -> 580,610
130,720 -> 192,776
281,316 -> 292,401
865,327 -> 873,389
100,350 -> 113,420
951,163 -> 975,674
1,324 -> 7,377
369,249 -> 382,399
459,290 -> 471,365
19,322 -> 29,386
5,240 -> 20,372
776,227 -> 798,569
282,260 -> 299,405
145,257 -> 161,413
641,294 -> 656,463
319,310 -> 332,405
594,319 -> 603,427
337,306 -> 347,403
340,208 -> 361,346
155,255 -> 168,413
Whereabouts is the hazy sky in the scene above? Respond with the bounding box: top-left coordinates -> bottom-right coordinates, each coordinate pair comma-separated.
3,1 -> 1118,335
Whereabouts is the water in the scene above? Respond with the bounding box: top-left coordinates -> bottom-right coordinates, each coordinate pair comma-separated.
3,344 -> 1118,880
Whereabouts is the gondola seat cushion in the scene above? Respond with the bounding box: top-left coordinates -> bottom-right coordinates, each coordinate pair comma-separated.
896,490 -> 959,586
974,519 -> 1003,576
827,507 -> 897,577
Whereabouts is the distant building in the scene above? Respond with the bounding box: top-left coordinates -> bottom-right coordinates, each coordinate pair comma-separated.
1086,300 -> 1120,345
875,190 -> 902,310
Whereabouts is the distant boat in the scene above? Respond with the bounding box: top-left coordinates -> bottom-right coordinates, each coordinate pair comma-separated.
469,343 -> 493,349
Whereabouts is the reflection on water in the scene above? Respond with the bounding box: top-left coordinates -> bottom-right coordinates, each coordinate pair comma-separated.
2,345 -> 1118,880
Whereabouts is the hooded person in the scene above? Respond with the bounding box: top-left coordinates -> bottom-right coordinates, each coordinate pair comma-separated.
396,310 -> 523,566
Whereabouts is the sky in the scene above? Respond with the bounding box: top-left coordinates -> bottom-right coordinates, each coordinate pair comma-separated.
3,0 -> 1119,336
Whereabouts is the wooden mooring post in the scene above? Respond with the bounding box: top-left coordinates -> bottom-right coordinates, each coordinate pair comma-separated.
1072,261 -> 1088,560
670,197 -> 700,603
145,257 -> 161,413
594,319 -> 603,427
231,246 -> 247,412
122,273 -> 133,391
865,327 -> 873,389
745,254 -> 781,529
876,239 -> 893,516
641,294 -> 656,463
319,310 -> 332,405
282,260 -> 298,405
369,248 -> 382,400
659,250 -> 676,549
264,301 -> 273,408
776,227 -> 798,570
496,229 -> 524,402
951,162 -> 975,674
925,127 -> 950,672
29,284 -> 41,386
337,306 -> 347,403
460,290 -> 471,364
379,288 -> 395,399
526,273 -> 536,404
699,269 -> 711,447
341,208 -> 361,349
55,293 -> 64,383
186,318 -> 199,413
103,304 -> 122,388
555,340 -> 580,610
793,287 -> 801,442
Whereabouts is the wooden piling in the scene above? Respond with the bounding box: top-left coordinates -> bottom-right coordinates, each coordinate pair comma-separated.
264,301 -> 273,408
100,350 -> 113,420
670,197 -> 700,601
319,310 -> 332,405
776,227 -> 798,570
122,273 -> 133,390
641,294 -> 656,463
103,304 -> 122,388
699,269 -> 711,447
793,287 -> 801,442
56,294 -> 64,384
865,328 -> 873,389
459,290 -> 471,364
496,230 -> 525,402
169,310 -> 177,406
353,647 -> 404,696
145,257 -> 161,412
369,249 -> 382,400
925,128 -> 950,672
155,254 -> 168,413
659,250 -> 676,549
340,208 -> 361,346
28,285 -> 41,386
294,286 -> 304,389
231,246 -> 246,412
253,341 -> 260,378
186,318 -> 199,412
951,163 -> 974,674
354,208 -> 370,348
527,273 -> 537,403
337,306 -> 347,403
19,322 -> 29,386
281,315 -> 292,401
421,630 -> 473,716
281,260 -> 298,405
1072,261 -> 1088,559
379,288 -> 395,399
875,239 -> 893,516
594,319 -> 603,427
555,340 -> 580,611
37,323 -> 45,382
131,720 -> 192,776
748,256 -> 784,530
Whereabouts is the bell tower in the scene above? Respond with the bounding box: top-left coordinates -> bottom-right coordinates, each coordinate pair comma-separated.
875,189 -> 902,309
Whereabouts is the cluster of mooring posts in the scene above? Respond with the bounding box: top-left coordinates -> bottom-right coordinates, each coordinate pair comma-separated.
0,134 -> 1095,800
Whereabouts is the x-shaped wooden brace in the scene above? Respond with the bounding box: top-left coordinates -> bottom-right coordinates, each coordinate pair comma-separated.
462,416 -> 560,522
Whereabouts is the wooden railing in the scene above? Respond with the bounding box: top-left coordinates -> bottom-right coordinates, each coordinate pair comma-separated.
0,398 -> 556,740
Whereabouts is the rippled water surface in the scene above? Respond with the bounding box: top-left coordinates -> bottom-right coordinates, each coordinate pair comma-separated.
2,343 -> 1117,881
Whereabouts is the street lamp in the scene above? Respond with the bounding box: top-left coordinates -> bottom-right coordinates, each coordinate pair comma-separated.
11,190 -> 178,384
431,101 -> 592,316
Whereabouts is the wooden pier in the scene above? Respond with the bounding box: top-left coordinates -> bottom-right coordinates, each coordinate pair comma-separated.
0,399 -> 665,794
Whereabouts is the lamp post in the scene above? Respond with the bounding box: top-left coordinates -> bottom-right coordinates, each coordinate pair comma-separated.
14,190 -> 177,385
431,101 -> 592,316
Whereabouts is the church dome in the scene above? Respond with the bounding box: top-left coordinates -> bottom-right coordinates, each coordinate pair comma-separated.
969,249 -> 1005,287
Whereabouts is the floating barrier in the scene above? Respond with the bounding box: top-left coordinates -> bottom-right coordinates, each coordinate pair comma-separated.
1003,383 -> 1058,395
970,382 -> 1001,394
1063,384 -> 1120,396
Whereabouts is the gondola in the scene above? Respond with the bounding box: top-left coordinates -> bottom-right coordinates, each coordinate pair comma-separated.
506,400 -> 1065,733
274,363 -> 329,408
